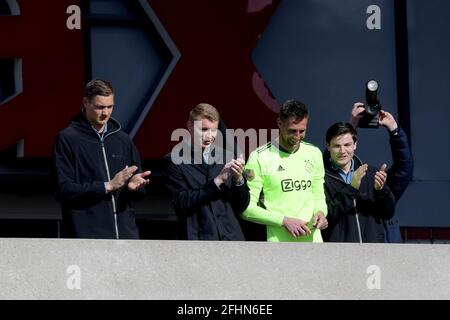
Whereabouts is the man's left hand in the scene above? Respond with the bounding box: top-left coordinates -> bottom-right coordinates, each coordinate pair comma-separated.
312,211 -> 328,230
374,164 -> 387,191
128,170 -> 151,191
231,154 -> 245,183
379,110 -> 398,132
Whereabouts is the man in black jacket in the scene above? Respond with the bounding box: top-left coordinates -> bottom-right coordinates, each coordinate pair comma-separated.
163,103 -> 249,240
322,122 -> 395,243
53,79 -> 150,239
349,103 -> 414,243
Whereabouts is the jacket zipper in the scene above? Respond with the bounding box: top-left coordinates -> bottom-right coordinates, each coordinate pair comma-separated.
353,199 -> 363,244
101,141 -> 119,240
325,171 -> 364,243
88,118 -> 122,240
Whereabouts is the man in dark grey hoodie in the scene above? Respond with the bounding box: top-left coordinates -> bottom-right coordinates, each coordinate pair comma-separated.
53,79 -> 150,239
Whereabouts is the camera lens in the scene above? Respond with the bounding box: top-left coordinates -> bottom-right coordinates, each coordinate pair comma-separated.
367,80 -> 378,92
366,102 -> 381,115
361,80 -> 381,128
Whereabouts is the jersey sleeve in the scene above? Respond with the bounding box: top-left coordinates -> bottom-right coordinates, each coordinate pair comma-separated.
241,150 -> 285,227
312,148 -> 328,216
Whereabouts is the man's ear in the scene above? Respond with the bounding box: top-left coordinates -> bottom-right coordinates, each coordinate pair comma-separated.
354,141 -> 358,150
187,120 -> 194,134
277,118 -> 282,129
326,143 -> 331,152
82,97 -> 88,108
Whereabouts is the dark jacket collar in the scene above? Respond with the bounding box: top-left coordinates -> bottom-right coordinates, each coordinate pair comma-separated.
69,110 -> 121,139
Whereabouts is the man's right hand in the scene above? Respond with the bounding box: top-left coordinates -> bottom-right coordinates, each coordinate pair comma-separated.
349,102 -> 365,129
351,164 -> 368,190
282,216 -> 311,238
106,165 -> 138,192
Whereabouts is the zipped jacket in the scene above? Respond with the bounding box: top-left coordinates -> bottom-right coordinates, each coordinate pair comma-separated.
53,111 -> 145,239
322,152 -> 396,243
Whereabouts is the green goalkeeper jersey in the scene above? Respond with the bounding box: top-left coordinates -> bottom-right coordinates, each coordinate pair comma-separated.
242,141 -> 327,242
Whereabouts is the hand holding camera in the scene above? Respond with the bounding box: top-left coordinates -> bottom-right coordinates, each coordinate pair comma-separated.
359,80 -> 382,128
379,110 -> 398,132
349,102 -> 366,128
349,80 -> 384,129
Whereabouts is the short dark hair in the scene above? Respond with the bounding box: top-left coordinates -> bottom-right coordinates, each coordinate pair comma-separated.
326,122 -> 358,144
279,100 -> 308,122
84,79 -> 114,102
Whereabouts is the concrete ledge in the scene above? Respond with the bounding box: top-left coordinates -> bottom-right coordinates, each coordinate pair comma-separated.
0,239 -> 449,300
0,193 -> 175,220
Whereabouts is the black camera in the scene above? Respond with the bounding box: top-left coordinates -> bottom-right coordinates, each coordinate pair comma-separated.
359,80 -> 381,128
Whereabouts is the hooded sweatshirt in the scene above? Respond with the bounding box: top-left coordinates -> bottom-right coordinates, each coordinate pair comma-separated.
53,111 -> 145,239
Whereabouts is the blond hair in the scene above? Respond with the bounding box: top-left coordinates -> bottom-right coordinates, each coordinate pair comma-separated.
189,103 -> 220,123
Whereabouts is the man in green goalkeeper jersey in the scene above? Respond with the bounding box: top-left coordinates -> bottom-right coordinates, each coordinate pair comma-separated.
242,100 -> 328,242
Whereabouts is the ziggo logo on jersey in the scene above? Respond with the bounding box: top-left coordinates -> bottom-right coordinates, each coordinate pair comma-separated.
281,179 -> 312,192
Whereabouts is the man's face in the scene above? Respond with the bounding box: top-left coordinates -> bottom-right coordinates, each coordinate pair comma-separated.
327,133 -> 357,170
277,116 -> 308,152
83,94 -> 114,131
188,117 -> 219,150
